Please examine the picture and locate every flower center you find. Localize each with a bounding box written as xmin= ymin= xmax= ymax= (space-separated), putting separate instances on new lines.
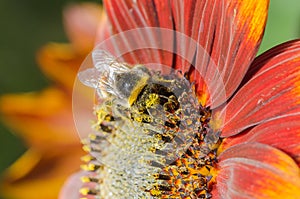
xmin=80 ymin=66 xmax=221 ymax=199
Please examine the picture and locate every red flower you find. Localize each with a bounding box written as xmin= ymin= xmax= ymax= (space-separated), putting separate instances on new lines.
xmin=61 ymin=0 xmax=300 ymax=198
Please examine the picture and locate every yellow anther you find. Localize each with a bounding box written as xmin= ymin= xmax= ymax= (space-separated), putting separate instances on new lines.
xmin=104 ymin=114 xmax=113 ymax=121
xmin=88 ymin=133 xmax=97 ymax=140
xmin=80 ymin=187 xmax=90 ymax=195
xmin=150 ymin=188 xmax=161 ymax=196
xmin=145 ymin=93 xmax=159 ymax=108
xmin=134 ymin=116 xmax=143 ymax=122
xmin=149 ymin=147 xmax=156 ymax=153
xmin=96 ymin=109 xmax=108 ymax=123
xmin=88 ymin=163 xmax=96 ymax=171
xmin=81 ymin=154 xmax=94 ymax=163
xmin=81 ymin=138 xmax=89 ymax=145
xmin=80 ymin=164 xmax=89 ymax=171
xmin=81 ymin=176 xmax=91 ymax=183
xmin=82 ymin=145 xmax=91 ymax=152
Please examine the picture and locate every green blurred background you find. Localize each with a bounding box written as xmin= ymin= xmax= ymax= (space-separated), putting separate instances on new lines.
xmin=0 ymin=0 xmax=299 ymax=175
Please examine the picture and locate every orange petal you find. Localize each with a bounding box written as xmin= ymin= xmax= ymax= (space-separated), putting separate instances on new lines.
xmin=216 ymin=40 xmax=300 ymax=136
xmin=1 ymin=149 xmax=41 ymax=182
xmin=37 ymin=43 xmax=85 ymax=92
xmin=214 ymin=143 xmax=300 ymax=198
xmin=0 ymin=87 xmax=79 ymax=150
xmin=63 ymin=3 xmax=106 ymax=54
xmin=223 ymin=114 xmax=300 ymax=166
xmin=0 ymin=146 xmax=83 ymax=199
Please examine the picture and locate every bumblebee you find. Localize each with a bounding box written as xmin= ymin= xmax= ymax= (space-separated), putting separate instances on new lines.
xmin=79 ymin=50 xmax=186 ymax=124
xmin=79 ymin=50 xmax=152 ymax=108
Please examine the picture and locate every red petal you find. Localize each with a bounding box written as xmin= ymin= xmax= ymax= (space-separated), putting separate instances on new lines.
xmin=217 ymin=40 xmax=300 ymax=136
xmin=103 ymin=0 xmax=174 ymax=66
xmin=104 ymin=0 xmax=269 ymax=106
xmin=243 ymin=39 xmax=300 ymax=84
xmin=171 ymin=0 xmax=269 ymax=107
xmin=223 ymin=114 xmax=300 ymax=166
xmin=214 ymin=143 xmax=300 ymax=198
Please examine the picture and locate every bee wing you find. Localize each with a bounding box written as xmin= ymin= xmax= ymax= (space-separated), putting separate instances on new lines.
xmin=79 ymin=50 xmax=131 ymax=99
xmin=92 ymin=50 xmax=129 ymax=73
xmin=78 ymin=68 xmax=102 ymax=88
xmin=78 ymin=68 xmax=109 ymax=98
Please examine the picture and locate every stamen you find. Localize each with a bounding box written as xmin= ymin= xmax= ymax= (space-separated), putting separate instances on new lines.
xmin=80 ymin=187 xmax=99 ymax=195
xmin=81 ymin=154 xmax=95 ymax=163
xmin=80 ymin=163 xmax=101 ymax=172
xmin=81 ymin=176 xmax=100 ymax=183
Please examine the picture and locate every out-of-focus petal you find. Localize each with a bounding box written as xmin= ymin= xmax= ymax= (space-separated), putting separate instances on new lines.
xmin=37 ymin=44 xmax=85 ymax=91
xmin=1 ymin=3 xmax=108 ymax=199
xmin=95 ymin=13 xmax=110 ymax=45
xmin=38 ymin=4 xmax=108 ymax=92
xmin=0 ymin=87 xmax=79 ymax=150
xmin=0 ymin=147 xmax=83 ymax=199
xmin=216 ymin=40 xmax=300 ymax=136
xmin=63 ymin=3 xmax=106 ymax=54
xmin=0 ymin=149 xmax=40 ymax=182
xmin=103 ymin=0 xmax=174 ymax=66
xmin=222 ymin=114 xmax=300 ymax=166
xmin=213 ymin=143 xmax=300 ymax=198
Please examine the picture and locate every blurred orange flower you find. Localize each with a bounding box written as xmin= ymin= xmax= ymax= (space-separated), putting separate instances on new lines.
xmin=0 ymin=3 xmax=107 ymax=199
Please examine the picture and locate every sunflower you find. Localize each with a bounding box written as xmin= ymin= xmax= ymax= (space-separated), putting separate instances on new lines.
xmin=0 ymin=3 xmax=107 ymax=199
xmin=60 ymin=0 xmax=300 ymax=198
